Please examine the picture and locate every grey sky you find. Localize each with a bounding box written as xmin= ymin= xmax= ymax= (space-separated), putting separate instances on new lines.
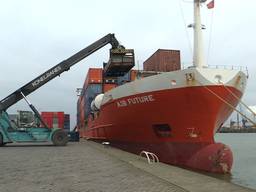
xmin=0 ymin=0 xmax=255 ymax=128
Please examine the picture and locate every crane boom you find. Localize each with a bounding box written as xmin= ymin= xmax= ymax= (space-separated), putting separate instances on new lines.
xmin=0 ymin=33 xmax=121 ymax=111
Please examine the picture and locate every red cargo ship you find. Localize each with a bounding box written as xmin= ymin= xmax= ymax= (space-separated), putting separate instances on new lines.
xmin=77 ymin=0 xmax=247 ymax=173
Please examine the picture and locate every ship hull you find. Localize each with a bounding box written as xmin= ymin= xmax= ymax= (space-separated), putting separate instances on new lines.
xmin=107 ymin=141 xmax=233 ymax=173
xmin=83 ymin=68 xmax=246 ymax=173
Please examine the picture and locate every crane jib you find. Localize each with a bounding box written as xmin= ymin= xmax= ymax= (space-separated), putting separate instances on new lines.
xmin=32 ymin=66 xmax=62 ymax=87
xmin=0 ymin=33 xmax=135 ymax=112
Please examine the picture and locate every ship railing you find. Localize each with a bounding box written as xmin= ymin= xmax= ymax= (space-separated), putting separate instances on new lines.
xmin=137 ymin=64 xmax=249 ymax=77
xmin=139 ymin=151 xmax=159 ymax=164
xmin=181 ymin=63 xmax=249 ymax=77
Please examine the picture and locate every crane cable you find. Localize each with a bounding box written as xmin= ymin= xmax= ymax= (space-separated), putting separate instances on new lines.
xmin=196 ymin=80 xmax=256 ymax=127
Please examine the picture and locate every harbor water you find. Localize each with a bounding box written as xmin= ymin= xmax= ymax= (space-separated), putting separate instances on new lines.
xmin=215 ymin=133 xmax=256 ymax=190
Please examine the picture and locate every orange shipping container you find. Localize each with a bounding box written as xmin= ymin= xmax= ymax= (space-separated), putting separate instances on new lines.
xmin=103 ymin=84 xmax=117 ymax=93
xmin=143 ymin=49 xmax=181 ymax=72
xmin=83 ymin=68 xmax=103 ymax=89
xmin=130 ymin=70 xmax=138 ymax=81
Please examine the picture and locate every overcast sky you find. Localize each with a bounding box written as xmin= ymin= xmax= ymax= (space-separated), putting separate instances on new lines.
xmin=0 ymin=0 xmax=255 ymax=128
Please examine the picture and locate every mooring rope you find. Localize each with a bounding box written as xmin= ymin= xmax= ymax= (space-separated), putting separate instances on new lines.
xmin=220 ymin=82 xmax=256 ymax=117
xmin=196 ymin=80 xmax=256 ymax=127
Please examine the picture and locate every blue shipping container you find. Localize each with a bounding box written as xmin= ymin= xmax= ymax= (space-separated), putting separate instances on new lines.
xmin=64 ymin=123 xmax=70 ymax=130
xmin=117 ymin=71 xmax=131 ymax=85
xmin=64 ymin=114 xmax=70 ymax=130
xmin=83 ymin=84 xmax=103 ymax=118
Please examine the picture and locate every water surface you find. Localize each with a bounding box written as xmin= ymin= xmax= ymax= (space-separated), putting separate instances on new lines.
xmin=215 ymin=133 xmax=256 ymax=190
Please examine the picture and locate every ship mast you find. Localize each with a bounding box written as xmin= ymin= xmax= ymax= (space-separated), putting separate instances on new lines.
xmin=193 ymin=0 xmax=206 ymax=68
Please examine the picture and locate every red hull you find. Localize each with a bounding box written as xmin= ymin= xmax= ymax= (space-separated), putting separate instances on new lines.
xmin=107 ymin=141 xmax=233 ymax=173
xmin=84 ymin=85 xmax=241 ymax=173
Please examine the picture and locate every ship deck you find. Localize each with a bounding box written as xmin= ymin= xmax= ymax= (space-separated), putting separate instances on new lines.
xmin=0 ymin=140 xmax=254 ymax=192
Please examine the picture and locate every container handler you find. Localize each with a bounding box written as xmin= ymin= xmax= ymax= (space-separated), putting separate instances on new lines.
xmin=0 ymin=34 xmax=134 ymax=146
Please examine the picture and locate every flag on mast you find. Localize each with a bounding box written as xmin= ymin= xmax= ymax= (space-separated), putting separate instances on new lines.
xmin=207 ymin=0 xmax=214 ymax=9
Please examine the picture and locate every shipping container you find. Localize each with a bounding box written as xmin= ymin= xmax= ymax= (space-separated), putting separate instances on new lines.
xmin=130 ymin=70 xmax=138 ymax=81
xmin=77 ymin=97 xmax=81 ymax=116
xmin=143 ymin=49 xmax=181 ymax=72
xmin=80 ymin=109 xmax=85 ymax=127
xmin=64 ymin=114 xmax=70 ymax=120
xmin=104 ymin=49 xmax=135 ymax=77
xmin=103 ymin=83 xmax=117 ymax=93
xmin=77 ymin=95 xmax=85 ymax=129
xmin=78 ymin=97 xmax=83 ymax=128
xmin=76 ymin=98 xmax=80 ymax=128
xmin=41 ymin=112 xmax=53 ymax=128
xmin=54 ymin=112 xmax=64 ymax=128
xmin=117 ymin=71 xmax=131 ymax=85
xmin=64 ymin=114 xmax=70 ymax=131
xmin=83 ymin=68 xmax=103 ymax=89
xmin=76 ymin=113 xmax=80 ymax=128
xmin=84 ymin=84 xmax=102 ymax=100
xmin=84 ymin=84 xmax=103 ymax=118
xmin=41 ymin=112 xmax=65 ymax=129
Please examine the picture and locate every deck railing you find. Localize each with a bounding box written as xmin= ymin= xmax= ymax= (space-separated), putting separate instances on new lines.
xmin=181 ymin=64 xmax=249 ymax=77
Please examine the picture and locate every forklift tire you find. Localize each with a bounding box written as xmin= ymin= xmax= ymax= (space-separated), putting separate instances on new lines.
xmin=52 ymin=130 xmax=68 ymax=146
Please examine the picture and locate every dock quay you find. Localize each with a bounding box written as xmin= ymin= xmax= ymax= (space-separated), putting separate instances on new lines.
xmin=0 ymin=140 xmax=254 ymax=192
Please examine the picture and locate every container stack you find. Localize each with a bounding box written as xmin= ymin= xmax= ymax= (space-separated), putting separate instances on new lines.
xmin=41 ymin=112 xmax=70 ymax=129
xmin=143 ymin=49 xmax=181 ymax=72
xmin=77 ymin=94 xmax=85 ymax=137
xmin=77 ymin=68 xmax=103 ymax=136
xmin=76 ymin=68 xmax=158 ymax=135
xmin=76 ymin=98 xmax=80 ymax=131
xmin=83 ymin=68 xmax=103 ymax=118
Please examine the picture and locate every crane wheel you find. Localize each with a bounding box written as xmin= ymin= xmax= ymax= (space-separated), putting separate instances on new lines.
xmin=52 ymin=130 xmax=68 ymax=146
